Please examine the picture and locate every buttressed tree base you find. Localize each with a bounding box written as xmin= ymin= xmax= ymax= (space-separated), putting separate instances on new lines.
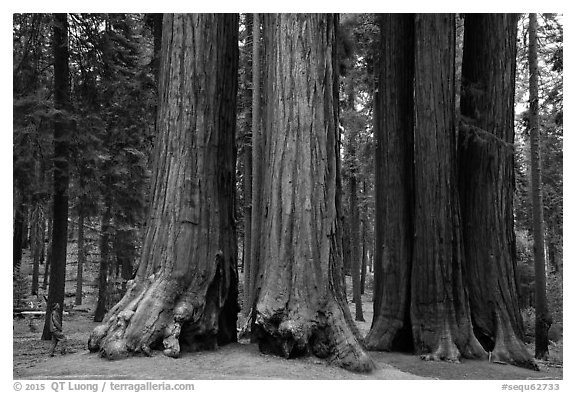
xmin=89 ymin=14 xmax=239 ymax=359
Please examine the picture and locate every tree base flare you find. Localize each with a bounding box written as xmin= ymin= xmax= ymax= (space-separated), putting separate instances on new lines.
xmin=253 ymin=300 xmax=374 ymax=373
xmin=88 ymin=259 xmax=237 ymax=360
xmin=414 ymin=316 xmax=487 ymax=364
xmin=489 ymin=312 xmax=539 ymax=370
xmin=365 ymin=315 xmax=413 ymax=352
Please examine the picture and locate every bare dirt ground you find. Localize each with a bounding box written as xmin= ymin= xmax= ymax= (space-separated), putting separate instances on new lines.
xmin=13 ymin=299 xmax=562 ymax=380
xmin=13 ymin=245 xmax=562 ymax=380
xmin=14 ymin=312 xmax=422 ymax=380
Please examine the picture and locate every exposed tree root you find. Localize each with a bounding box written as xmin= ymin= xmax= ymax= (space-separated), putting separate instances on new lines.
xmin=365 ymin=315 xmax=412 ymax=351
xmin=254 ymin=299 xmax=374 ymax=373
xmin=414 ymin=314 xmax=487 ymax=364
xmin=490 ymin=312 xmax=539 ymax=370
xmin=419 ymin=320 xmax=462 ymax=363
xmin=88 ymin=258 xmax=237 ymax=360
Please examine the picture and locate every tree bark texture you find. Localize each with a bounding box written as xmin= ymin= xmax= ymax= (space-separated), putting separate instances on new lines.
xmin=94 ymin=197 xmax=112 ymax=323
xmin=42 ymin=13 xmax=70 ymax=340
xmin=43 ymin=214 xmax=52 ymax=290
xmin=75 ymin=209 xmax=85 ymax=305
xmin=23 ymin=206 xmax=31 ymax=249
xmin=252 ymin=14 xmax=373 ymax=372
xmin=459 ymin=14 xmax=536 ymax=369
xmin=360 ymin=195 xmax=368 ymax=296
xmin=31 ymin=203 xmax=45 ymax=295
xmin=360 ymin=180 xmax=370 ymax=295
xmin=345 ymin=86 xmax=363 ymax=322
xmin=242 ymin=12 xmax=254 ymax=317
xmin=528 ymin=13 xmax=551 ymax=360
xmin=114 ymin=229 xmax=136 ymax=294
xmin=89 ymin=14 xmax=239 ymax=359
xmin=13 ymin=195 xmax=25 ymax=272
xmin=366 ymin=14 xmax=415 ymax=352
xmin=151 ymin=13 xmax=163 ymax=86
xmin=248 ymin=12 xmax=262 ymax=317
xmin=411 ymin=14 xmax=486 ymax=361
xmin=350 ymin=172 xmax=364 ymax=321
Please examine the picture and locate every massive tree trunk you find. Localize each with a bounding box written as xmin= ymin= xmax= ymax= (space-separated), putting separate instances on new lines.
xmin=89 ymin=14 xmax=239 ymax=360
xmin=459 ymin=14 xmax=536 ymax=369
xmin=242 ymin=12 xmax=254 ymax=317
xmin=411 ymin=14 xmax=486 ymax=361
xmin=248 ymin=13 xmax=262 ymax=317
xmin=366 ymin=14 xmax=415 ymax=352
xmin=528 ymin=13 xmax=551 ymax=360
xmin=251 ymin=14 xmax=373 ymax=372
xmin=42 ymin=13 xmax=70 ymax=340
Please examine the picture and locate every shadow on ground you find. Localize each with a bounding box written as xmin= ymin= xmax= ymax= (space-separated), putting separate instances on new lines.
xmin=14 ymin=312 xmax=561 ymax=380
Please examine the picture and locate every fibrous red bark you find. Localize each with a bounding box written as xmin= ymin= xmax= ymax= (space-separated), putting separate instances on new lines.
xmin=89 ymin=14 xmax=239 ymax=359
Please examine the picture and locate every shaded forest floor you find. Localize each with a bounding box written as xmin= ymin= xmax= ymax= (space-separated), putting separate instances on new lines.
xmin=13 ymin=241 xmax=563 ymax=380
xmin=13 ymin=299 xmax=563 ymax=380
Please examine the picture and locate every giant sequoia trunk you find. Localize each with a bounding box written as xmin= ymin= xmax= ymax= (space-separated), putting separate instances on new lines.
xmin=366 ymin=14 xmax=415 ymax=352
xmin=241 ymin=12 xmax=254 ymax=317
xmin=89 ymin=14 xmax=239 ymax=359
xmin=410 ymin=14 xmax=486 ymax=361
xmin=42 ymin=13 xmax=70 ymax=340
xmin=459 ymin=14 xmax=536 ymax=369
xmin=248 ymin=13 xmax=262 ymax=317
xmin=251 ymin=14 xmax=373 ymax=372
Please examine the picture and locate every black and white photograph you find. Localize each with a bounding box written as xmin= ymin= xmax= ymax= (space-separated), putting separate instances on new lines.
xmin=10 ymin=5 xmax=566 ymax=386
